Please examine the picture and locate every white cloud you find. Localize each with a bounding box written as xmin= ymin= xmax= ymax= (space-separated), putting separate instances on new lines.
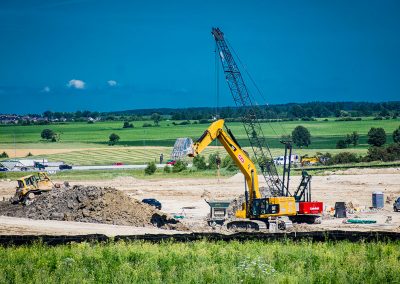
xmin=107 ymin=80 xmax=117 ymax=87
xmin=67 ymin=79 xmax=85 ymax=89
xmin=42 ymin=86 xmax=51 ymax=93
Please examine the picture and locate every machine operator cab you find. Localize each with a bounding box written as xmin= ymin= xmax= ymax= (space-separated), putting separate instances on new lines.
xmin=249 ymin=196 xmax=297 ymax=218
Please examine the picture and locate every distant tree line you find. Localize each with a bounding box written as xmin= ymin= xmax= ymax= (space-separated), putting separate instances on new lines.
xmin=4 ymin=101 xmax=399 ymax=125
xmin=108 ymin=101 xmax=400 ymax=120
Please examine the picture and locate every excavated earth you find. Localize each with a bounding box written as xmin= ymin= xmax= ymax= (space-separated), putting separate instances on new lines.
xmin=0 ymin=185 xmax=187 ymax=231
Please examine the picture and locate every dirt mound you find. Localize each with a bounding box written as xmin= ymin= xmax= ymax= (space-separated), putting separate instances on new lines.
xmin=0 ymin=185 xmax=187 ymax=231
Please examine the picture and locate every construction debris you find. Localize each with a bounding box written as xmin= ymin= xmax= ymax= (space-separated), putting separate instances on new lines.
xmin=0 ymin=185 xmax=187 ymax=230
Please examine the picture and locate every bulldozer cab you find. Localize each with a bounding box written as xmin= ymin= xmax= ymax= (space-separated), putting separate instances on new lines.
xmin=15 ymin=172 xmax=53 ymax=198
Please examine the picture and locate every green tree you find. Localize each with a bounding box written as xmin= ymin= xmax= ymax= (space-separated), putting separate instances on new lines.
xmin=163 ymin=165 xmax=171 ymax=173
xmin=108 ymin=133 xmax=120 ymax=146
xmin=222 ymin=155 xmax=238 ymax=171
xmin=41 ymin=129 xmax=55 ymax=141
xmin=291 ymin=126 xmax=311 ymax=147
xmin=331 ymin=152 xmax=360 ymax=164
xmin=151 ymin=113 xmax=161 ymax=126
xmin=144 ymin=162 xmax=157 ymax=175
xmin=367 ymin=127 xmax=386 ymax=147
xmin=350 ymin=131 xmax=359 ymax=146
xmin=336 ymin=139 xmax=348 ymax=149
xmin=123 ymin=121 xmax=133 ymax=128
xmin=172 ymin=160 xmax=187 ymax=172
xmin=0 ymin=151 xmax=8 ymax=158
xmin=193 ymin=155 xmax=207 ymax=170
xmin=393 ymin=126 xmax=400 ymax=143
xmin=208 ymin=153 xmax=220 ymax=169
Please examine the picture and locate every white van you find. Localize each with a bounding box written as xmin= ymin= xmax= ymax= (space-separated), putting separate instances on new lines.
xmin=273 ymin=154 xmax=299 ymax=165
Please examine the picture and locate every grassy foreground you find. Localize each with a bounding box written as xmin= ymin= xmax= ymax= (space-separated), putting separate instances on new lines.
xmin=0 ymin=240 xmax=399 ymax=283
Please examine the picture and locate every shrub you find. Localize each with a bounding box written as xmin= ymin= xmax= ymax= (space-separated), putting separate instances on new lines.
xmin=208 ymin=153 xmax=221 ymax=170
xmin=144 ymin=162 xmax=157 ymax=175
xmin=386 ymin=143 xmax=400 ymax=160
xmin=26 ymin=152 xmax=33 ymax=157
xmin=87 ymin=120 xmax=94 ymax=124
xmin=199 ymin=119 xmax=210 ymax=124
xmin=0 ymin=151 xmax=8 ymax=158
xmin=173 ymin=121 xmax=191 ymax=126
xmin=222 ymin=155 xmax=238 ymax=171
xmin=393 ymin=126 xmax=400 ymax=143
xmin=330 ymin=152 xmax=359 ymax=164
xmin=172 ymin=160 xmax=187 ymax=172
xmin=193 ymin=155 xmax=207 ymax=170
xmin=123 ymin=121 xmax=134 ymax=128
xmin=142 ymin=123 xmax=153 ymax=127
xmin=365 ymin=143 xmax=400 ymax=162
xmin=163 ymin=165 xmax=171 ymax=173
xmin=336 ymin=139 xmax=348 ymax=149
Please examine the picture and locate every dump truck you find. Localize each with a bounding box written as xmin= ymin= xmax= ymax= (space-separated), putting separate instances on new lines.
xmin=11 ymin=172 xmax=59 ymax=204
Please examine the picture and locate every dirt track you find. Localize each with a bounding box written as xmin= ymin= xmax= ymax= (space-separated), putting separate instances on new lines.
xmin=0 ymin=168 xmax=399 ymax=235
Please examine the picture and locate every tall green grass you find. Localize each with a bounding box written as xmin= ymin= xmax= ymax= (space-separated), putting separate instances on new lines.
xmin=0 ymin=240 xmax=399 ymax=283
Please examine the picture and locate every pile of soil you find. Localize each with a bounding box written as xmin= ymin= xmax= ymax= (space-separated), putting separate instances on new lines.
xmin=0 ymin=185 xmax=187 ymax=231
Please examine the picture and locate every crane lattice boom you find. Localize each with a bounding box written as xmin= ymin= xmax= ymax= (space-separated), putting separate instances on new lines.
xmin=211 ymin=27 xmax=283 ymax=194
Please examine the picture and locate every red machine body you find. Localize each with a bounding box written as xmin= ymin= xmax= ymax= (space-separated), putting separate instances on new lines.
xmin=298 ymin=201 xmax=323 ymax=214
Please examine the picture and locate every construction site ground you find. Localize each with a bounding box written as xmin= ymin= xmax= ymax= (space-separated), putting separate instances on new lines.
xmin=0 ymin=167 xmax=399 ymax=236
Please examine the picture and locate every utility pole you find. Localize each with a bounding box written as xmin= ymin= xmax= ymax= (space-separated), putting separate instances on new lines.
xmin=14 ymin=132 xmax=16 ymax=158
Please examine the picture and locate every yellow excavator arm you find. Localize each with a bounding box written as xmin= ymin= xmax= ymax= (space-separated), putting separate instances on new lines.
xmin=189 ymin=119 xmax=261 ymax=200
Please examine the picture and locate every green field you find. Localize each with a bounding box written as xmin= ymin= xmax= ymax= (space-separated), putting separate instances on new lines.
xmin=0 ymin=240 xmax=399 ymax=283
xmin=1 ymin=118 xmax=399 ymax=148
xmin=0 ymin=118 xmax=398 ymax=165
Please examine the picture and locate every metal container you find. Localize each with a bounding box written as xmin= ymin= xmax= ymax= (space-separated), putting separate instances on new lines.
xmin=372 ymin=191 xmax=384 ymax=208
xmin=334 ymin=202 xmax=346 ymax=218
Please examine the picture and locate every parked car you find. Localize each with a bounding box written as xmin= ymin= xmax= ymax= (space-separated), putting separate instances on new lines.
xmin=59 ymin=164 xmax=72 ymax=170
xmin=166 ymin=160 xmax=176 ymax=166
xmin=0 ymin=167 xmax=8 ymax=172
xmin=34 ymin=162 xmax=46 ymax=170
xmin=394 ymin=197 xmax=400 ymax=212
xmin=142 ymin=198 xmax=162 ymax=210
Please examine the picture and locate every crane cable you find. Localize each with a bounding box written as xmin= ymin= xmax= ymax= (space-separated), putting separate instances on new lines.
xmin=225 ymin=39 xmax=288 ymax=137
xmin=214 ymin=42 xmax=220 ymax=120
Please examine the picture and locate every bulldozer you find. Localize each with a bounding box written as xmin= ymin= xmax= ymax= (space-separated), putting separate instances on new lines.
xmin=11 ymin=172 xmax=59 ymax=204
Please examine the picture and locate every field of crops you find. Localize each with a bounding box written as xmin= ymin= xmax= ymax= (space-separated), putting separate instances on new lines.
xmin=0 ymin=240 xmax=399 ymax=283
xmin=1 ymin=118 xmax=398 ymax=165
xmin=1 ymin=118 xmax=399 ymax=149
xmin=22 ymin=146 xmax=370 ymax=166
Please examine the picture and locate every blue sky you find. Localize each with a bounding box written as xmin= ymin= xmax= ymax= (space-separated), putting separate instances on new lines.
xmin=1 ymin=0 xmax=399 ymax=114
